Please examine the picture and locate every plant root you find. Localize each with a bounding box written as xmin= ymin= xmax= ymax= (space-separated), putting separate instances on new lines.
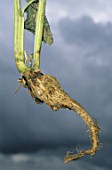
xmin=19 ymin=69 xmax=100 ymax=163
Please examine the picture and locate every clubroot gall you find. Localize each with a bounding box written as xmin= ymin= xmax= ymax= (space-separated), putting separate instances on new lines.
xmin=19 ymin=70 xmax=100 ymax=163
xmin=14 ymin=0 xmax=100 ymax=163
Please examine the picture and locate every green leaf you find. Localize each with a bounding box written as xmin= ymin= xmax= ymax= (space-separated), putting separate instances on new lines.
xmin=24 ymin=0 xmax=53 ymax=45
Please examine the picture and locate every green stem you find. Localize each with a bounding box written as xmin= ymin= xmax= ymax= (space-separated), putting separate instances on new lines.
xmin=33 ymin=0 xmax=46 ymax=70
xmin=14 ymin=0 xmax=29 ymax=73
xmin=22 ymin=0 xmax=36 ymax=15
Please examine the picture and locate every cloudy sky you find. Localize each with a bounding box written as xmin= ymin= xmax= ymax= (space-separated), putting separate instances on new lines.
xmin=0 ymin=0 xmax=112 ymax=169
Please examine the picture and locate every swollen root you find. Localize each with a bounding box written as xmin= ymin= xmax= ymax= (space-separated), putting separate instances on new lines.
xmin=19 ymin=70 xmax=100 ymax=163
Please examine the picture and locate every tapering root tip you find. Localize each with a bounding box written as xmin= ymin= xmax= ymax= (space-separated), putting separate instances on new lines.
xmin=63 ymin=119 xmax=100 ymax=163
xmin=64 ymin=150 xmax=86 ymax=163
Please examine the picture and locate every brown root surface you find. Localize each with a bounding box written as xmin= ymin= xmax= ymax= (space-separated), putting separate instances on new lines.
xmin=19 ymin=70 xmax=100 ymax=163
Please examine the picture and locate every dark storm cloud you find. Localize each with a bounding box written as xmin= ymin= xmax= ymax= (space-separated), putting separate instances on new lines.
xmin=57 ymin=15 xmax=112 ymax=112
xmin=58 ymin=15 xmax=112 ymax=46
xmin=0 ymin=152 xmax=107 ymax=170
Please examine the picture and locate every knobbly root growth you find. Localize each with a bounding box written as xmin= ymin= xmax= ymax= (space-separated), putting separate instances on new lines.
xmin=19 ymin=70 xmax=100 ymax=163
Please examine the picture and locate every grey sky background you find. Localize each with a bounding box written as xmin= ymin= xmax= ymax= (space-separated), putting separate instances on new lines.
xmin=0 ymin=0 xmax=112 ymax=169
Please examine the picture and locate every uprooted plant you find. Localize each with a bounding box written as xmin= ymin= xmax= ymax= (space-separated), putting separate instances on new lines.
xmin=14 ymin=0 xmax=100 ymax=163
